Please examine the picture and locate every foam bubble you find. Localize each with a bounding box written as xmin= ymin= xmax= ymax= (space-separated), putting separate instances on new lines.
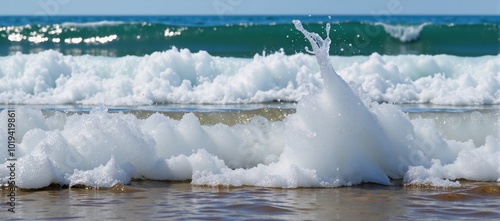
xmin=66 ymin=157 xmax=132 ymax=188
xmin=404 ymin=136 xmax=500 ymax=187
xmin=16 ymin=154 xmax=60 ymax=189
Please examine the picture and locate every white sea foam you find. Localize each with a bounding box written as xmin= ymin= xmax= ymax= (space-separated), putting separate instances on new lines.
xmin=0 ymin=49 xmax=498 ymax=105
xmin=1 ymin=104 xmax=498 ymax=189
xmin=1 ymin=22 xmax=499 ymax=189
xmin=0 ymin=107 xmax=285 ymax=189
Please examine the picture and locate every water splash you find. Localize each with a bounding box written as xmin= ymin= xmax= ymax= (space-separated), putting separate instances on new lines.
xmin=292 ymin=20 xmax=334 ymax=87
xmin=196 ymin=20 xmax=410 ymax=187
xmin=283 ymin=20 xmax=398 ymax=185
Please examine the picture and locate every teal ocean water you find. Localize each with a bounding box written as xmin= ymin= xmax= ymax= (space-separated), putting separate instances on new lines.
xmin=1 ymin=15 xmax=499 ymax=57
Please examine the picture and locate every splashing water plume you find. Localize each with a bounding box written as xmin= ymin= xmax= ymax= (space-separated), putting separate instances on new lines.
xmin=193 ymin=20 xmax=500 ymax=188
xmin=193 ymin=20 xmax=413 ymax=187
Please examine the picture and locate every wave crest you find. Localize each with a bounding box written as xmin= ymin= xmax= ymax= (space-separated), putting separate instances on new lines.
xmin=375 ymin=22 xmax=429 ymax=42
xmin=0 ymin=49 xmax=499 ymax=105
xmin=61 ymin=21 xmax=126 ymax=27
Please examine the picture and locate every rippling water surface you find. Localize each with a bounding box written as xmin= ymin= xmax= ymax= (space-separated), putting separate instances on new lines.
xmin=3 ymin=181 xmax=499 ymax=220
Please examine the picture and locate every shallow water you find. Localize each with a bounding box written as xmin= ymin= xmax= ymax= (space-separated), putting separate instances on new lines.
xmin=3 ymin=181 xmax=499 ymax=220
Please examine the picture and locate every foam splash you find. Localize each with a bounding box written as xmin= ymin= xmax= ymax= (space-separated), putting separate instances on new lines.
xmin=192 ymin=21 xmax=498 ymax=187
xmin=195 ymin=20 xmax=398 ymax=187
xmin=190 ymin=20 xmax=500 ymax=187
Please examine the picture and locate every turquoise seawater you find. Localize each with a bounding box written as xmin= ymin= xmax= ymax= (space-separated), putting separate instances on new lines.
xmin=1 ymin=15 xmax=499 ymax=57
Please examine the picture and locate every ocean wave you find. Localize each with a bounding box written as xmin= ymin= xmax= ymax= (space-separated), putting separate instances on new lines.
xmin=1 ymin=104 xmax=499 ymax=189
xmin=0 ymin=49 xmax=499 ymax=105
xmin=1 ymin=22 xmax=499 ymax=189
xmin=61 ymin=21 xmax=126 ymax=27
xmin=375 ymin=22 xmax=429 ymax=42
